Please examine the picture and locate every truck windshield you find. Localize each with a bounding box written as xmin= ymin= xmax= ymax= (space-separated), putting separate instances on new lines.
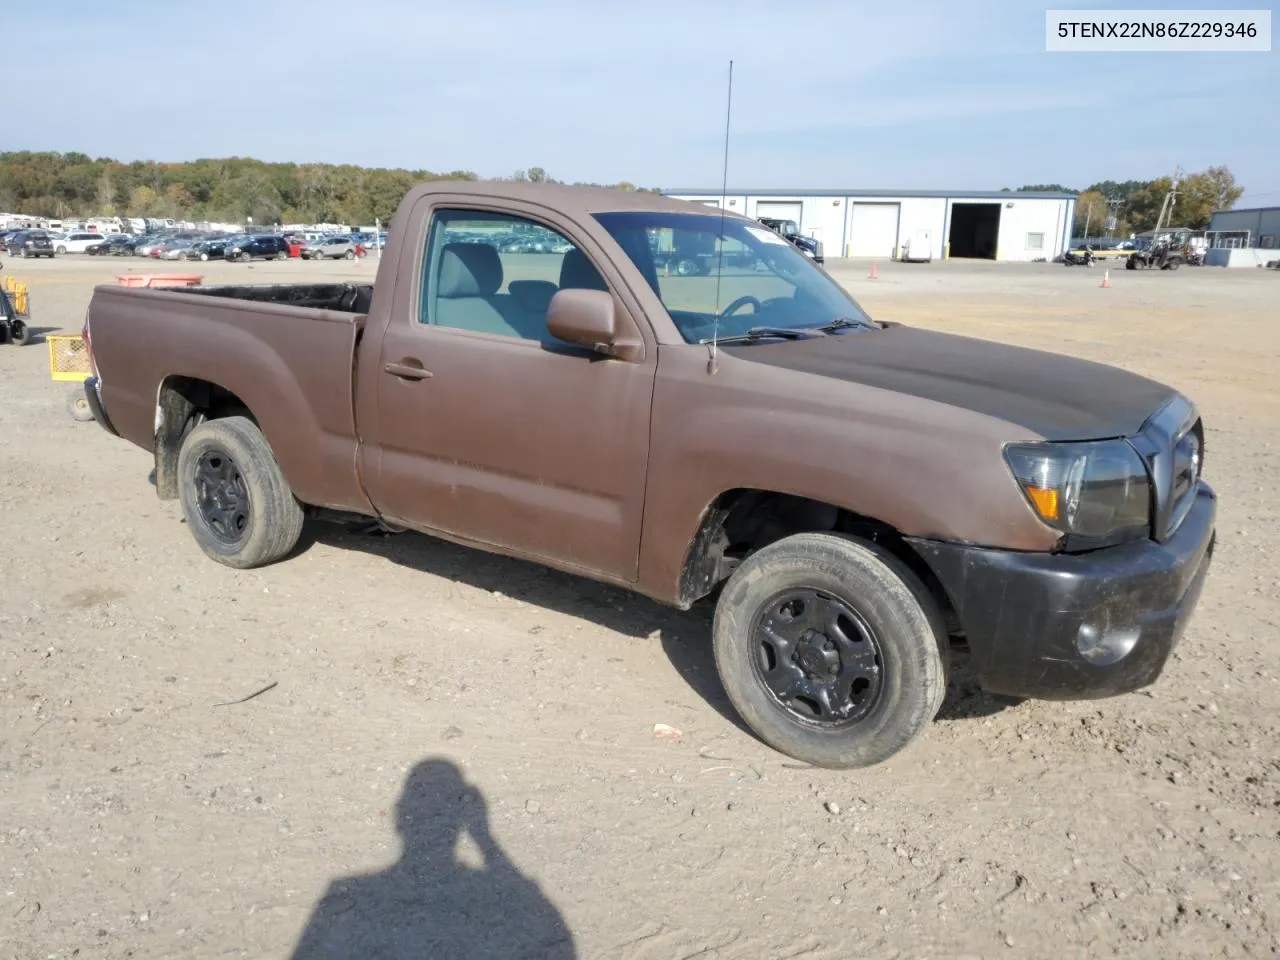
xmin=593 ymin=211 xmax=872 ymax=344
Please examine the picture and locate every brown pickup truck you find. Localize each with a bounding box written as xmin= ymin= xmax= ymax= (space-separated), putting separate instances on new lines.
xmin=81 ymin=182 xmax=1216 ymax=768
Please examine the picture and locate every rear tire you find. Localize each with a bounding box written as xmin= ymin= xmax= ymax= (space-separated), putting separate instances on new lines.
xmin=9 ymin=319 xmax=30 ymax=346
xmin=712 ymin=532 xmax=948 ymax=769
xmin=344 ymin=249 xmax=355 ymax=260
xmin=177 ymin=416 xmax=304 ymax=569
xmin=277 ymin=250 xmax=288 ymax=261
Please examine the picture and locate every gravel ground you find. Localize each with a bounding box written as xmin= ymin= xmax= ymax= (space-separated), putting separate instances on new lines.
xmin=2 ymin=253 xmax=1277 ymax=959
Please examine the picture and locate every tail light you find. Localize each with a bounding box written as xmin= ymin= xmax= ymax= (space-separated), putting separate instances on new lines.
xmin=82 ymin=315 xmax=98 ymax=378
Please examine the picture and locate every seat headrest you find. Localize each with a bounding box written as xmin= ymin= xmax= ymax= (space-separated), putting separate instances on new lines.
xmin=438 ymin=242 xmax=502 ymax=298
xmin=558 ymin=248 xmax=608 ymax=292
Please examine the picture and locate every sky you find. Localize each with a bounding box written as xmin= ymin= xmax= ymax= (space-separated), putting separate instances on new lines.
xmin=8 ymin=1 xmax=1278 ymax=205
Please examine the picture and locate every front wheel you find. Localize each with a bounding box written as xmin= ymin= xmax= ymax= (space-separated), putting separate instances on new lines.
xmin=240 ymin=252 xmax=252 ymax=263
xmin=344 ymin=249 xmax=355 ymax=260
xmin=177 ymin=416 xmax=304 ymax=569
xmin=9 ymin=319 xmax=30 ymax=346
xmin=712 ymin=532 xmax=948 ymax=768
xmin=56 ymin=245 xmax=67 ymax=254
xmin=277 ymin=250 xmax=288 ymax=261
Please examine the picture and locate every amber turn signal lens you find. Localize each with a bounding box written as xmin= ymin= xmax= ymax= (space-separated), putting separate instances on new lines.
xmin=1024 ymin=485 xmax=1060 ymax=521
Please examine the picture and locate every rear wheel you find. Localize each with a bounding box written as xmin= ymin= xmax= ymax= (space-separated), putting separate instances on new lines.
xmin=712 ymin=532 xmax=948 ymax=768
xmin=276 ymin=249 xmax=288 ymax=261
xmin=9 ymin=319 xmax=30 ymax=346
xmin=344 ymin=249 xmax=355 ymax=260
xmin=177 ymin=416 xmax=304 ymax=569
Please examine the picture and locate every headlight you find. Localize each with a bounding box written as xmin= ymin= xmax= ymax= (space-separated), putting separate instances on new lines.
xmin=1004 ymin=439 xmax=1151 ymax=545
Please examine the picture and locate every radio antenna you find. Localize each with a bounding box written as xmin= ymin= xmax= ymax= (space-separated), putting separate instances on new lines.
xmin=708 ymin=58 xmax=733 ymax=375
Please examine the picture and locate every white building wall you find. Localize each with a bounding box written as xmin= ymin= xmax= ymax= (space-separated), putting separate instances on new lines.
xmin=744 ymin=195 xmax=847 ymax=251
xmin=992 ymin=197 xmax=1070 ymax=262
xmin=668 ymin=194 xmax=749 ymax=214
xmin=665 ymin=193 xmax=1073 ymax=262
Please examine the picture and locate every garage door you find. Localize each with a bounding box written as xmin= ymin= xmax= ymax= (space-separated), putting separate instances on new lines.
xmin=848 ymin=203 xmax=900 ymax=257
xmin=755 ymin=201 xmax=804 ymax=228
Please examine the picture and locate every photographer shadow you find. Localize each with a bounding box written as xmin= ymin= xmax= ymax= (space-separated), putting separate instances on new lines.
xmin=291 ymin=758 xmax=575 ymax=960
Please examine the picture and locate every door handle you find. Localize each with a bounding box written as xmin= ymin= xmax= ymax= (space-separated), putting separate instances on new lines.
xmin=384 ymin=361 xmax=433 ymax=380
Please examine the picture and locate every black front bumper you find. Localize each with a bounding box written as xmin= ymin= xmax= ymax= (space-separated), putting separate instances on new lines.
xmin=908 ymin=482 xmax=1216 ymax=700
xmin=83 ymin=376 xmax=118 ymax=437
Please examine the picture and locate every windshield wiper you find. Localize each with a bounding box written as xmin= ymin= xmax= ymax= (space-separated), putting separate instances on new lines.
xmin=812 ymin=317 xmax=873 ymax=333
xmin=699 ymin=326 xmax=823 ymax=345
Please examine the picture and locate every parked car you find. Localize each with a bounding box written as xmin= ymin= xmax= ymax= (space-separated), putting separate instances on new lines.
xmin=159 ymin=239 xmax=196 ymax=261
xmin=225 ymin=235 xmax=291 ymax=262
xmin=80 ymin=182 xmax=1216 ymax=770
xmin=87 ymin=235 xmax=139 ymax=256
xmin=133 ymin=237 xmax=171 ymax=257
xmin=4 ymin=230 xmax=56 ymax=258
xmin=757 ymin=217 xmax=824 ymax=264
xmin=53 ymin=232 xmax=107 ymax=254
xmin=302 ymin=236 xmax=357 ymax=260
xmin=186 ymin=237 xmax=233 ymax=261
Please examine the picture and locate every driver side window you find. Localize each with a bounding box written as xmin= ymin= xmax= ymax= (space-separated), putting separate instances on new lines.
xmin=419 ymin=208 xmax=608 ymax=342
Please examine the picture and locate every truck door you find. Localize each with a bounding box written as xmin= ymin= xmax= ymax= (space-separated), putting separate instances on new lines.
xmin=359 ymin=202 xmax=658 ymax=582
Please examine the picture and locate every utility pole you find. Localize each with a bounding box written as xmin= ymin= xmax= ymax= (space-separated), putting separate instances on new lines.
xmin=1106 ymin=196 xmax=1124 ymax=238
xmin=1156 ymin=165 xmax=1183 ymax=235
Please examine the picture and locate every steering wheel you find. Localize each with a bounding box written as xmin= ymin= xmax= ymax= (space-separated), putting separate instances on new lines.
xmin=719 ymin=294 xmax=761 ymax=319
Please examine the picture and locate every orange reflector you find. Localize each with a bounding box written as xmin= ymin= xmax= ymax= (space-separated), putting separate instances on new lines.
xmin=1025 ymin=486 xmax=1060 ymax=520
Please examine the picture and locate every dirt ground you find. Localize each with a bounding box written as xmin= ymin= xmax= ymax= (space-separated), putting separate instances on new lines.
xmin=2 ymin=252 xmax=1277 ymax=959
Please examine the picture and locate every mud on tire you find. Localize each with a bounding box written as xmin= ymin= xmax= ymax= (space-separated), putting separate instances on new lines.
xmin=712 ymin=532 xmax=949 ymax=769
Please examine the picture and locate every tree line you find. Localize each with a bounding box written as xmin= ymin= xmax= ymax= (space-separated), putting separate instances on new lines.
xmin=1009 ymin=165 xmax=1245 ymax=236
xmin=0 ymin=152 xmax=655 ymax=226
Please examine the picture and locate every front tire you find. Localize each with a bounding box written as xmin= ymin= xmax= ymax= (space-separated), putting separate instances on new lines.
xmin=712 ymin=532 xmax=948 ymax=768
xmin=177 ymin=416 xmax=304 ymax=569
xmin=9 ymin=319 xmax=30 ymax=346
xmin=344 ymin=249 xmax=355 ymax=260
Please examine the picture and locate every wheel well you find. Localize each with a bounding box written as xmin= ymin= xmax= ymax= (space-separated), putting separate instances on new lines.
xmin=154 ymin=376 xmax=257 ymax=499
xmin=678 ymin=489 xmax=959 ymax=630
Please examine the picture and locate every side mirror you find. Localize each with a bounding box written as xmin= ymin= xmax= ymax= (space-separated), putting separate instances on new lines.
xmin=547 ymin=289 xmax=641 ymax=361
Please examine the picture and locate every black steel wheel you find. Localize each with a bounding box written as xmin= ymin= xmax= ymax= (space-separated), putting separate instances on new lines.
xmin=752 ymin=589 xmax=884 ymax=726
xmin=177 ymin=416 xmax=304 ymax=568
xmin=193 ymin=448 xmax=251 ymax=544
xmin=713 ymin=532 xmax=948 ymax=768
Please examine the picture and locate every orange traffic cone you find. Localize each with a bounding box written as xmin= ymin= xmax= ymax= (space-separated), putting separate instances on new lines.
xmin=1100 ymin=269 xmax=1111 ymax=288
xmin=868 ymin=260 xmax=878 ymax=280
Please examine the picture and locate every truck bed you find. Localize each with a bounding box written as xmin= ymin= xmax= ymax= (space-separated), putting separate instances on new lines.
xmin=86 ymin=281 xmax=372 ymax=514
xmin=176 ymin=282 xmax=375 ymax=314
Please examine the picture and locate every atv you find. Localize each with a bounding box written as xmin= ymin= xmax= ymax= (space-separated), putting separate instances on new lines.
xmin=1125 ymin=236 xmax=1184 ymax=271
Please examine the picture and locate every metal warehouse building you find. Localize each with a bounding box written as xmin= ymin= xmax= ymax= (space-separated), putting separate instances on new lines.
xmin=661 ymin=188 xmax=1076 ymax=262
xmin=1206 ymin=206 xmax=1280 ymax=250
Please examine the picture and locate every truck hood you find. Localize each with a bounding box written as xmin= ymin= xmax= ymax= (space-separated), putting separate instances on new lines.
xmin=729 ymin=323 xmax=1177 ymax=441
